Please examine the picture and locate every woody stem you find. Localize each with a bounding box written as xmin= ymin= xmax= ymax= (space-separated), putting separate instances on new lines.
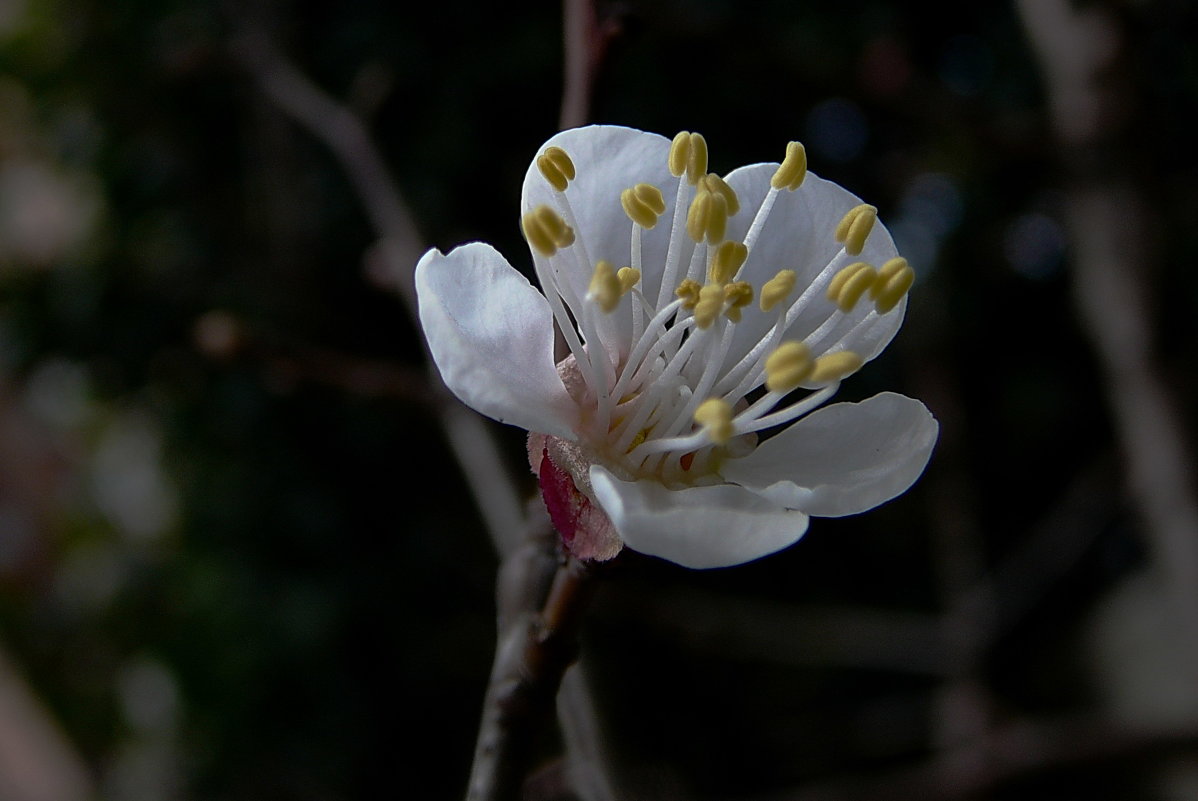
xmin=465 ymin=554 xmax=597 ymax=801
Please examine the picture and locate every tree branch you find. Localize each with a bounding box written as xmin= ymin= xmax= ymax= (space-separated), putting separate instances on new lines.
xmin=1016 ymin=0 xmax=1198 ymax=635
xmin=0 ymin=647 xmax=94 ymax=801
xmin=229 ymin=24 xmax=527 ymax=551
xmin=467 ymin=545 xmax=598 ymax=801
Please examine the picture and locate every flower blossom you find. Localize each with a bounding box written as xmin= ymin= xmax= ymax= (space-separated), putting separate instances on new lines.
xmin=415 ymin=125 xmax=937 ymax=569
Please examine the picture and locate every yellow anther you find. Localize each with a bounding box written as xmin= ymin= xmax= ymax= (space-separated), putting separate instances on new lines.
xmin=537 ymin=146 xmax=576 ymax=192
xmin=636 ymin=183 xmax=666 ymax=213
xmin=535 ymin=205 xmax=573 ymax=242
xmin=669 ymin=131 xmax=690 ymax=177
xmin=686 ymin=189 xmax=728 ymax=244
xmin=825 ymin=261 xmax=869 ymax=300
xmin=675 ymin=278 xmax=701 ymax=309
xmin=826 ymin=261 xmax=878 ymax=312
xmin=537 ymin=156 xmax=569 ymax=192
xmin=693 ymin=398 xmax=734 ymax=445
xmin=708 ymin=240 xmax=748 ymax=285
xmin=668 ymin=131 xmax=708 ymax=184
xmin=699 ymin=172 xmax=737 ymax=215
xmin=687 ymin=133 xmax=708 ymax=184
xmin=810 ymin=350 xmax=864 ymax=384
xmin=617 ymin=266 xmax=641 ymax=294
xmin=770 ymin=141 xmax=808 ymax=191
xmin=722 ymin=281 xmax=754 ymax=322
xmin=873 ymin=256 xmax=909 ymax=289
xmin=764 ymin=341 xmax=813 ymax=393
xmin=760 ymin=269 xmax=797 ymax=312
xmin=545 ymin=147 xmax=575 ymax=178
xmin=834 ymin=204 xmax=878 ymax=256
xmin=692 ymin=283 xmax=725 ymax=329
xmin=521 ymin=205 xmax=575 ymax=257
xmin=700 ymin=173 xmax=740 ymax=216
xmin=872 ymin=257 xmax=915 ymax=314
xmin=588 ymin=260 xmax=622 ymax=313
xmin=621 ymin=183 xmax=667 ymax=228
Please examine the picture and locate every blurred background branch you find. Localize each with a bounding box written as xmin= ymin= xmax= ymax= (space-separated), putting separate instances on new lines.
xmin=0 ymin=646 xmax=93 ymax=801
xmin=1017 ymin=0 xmax=1198 ymax=649
xmin=229 ymin=16 xmax=527 ymax=550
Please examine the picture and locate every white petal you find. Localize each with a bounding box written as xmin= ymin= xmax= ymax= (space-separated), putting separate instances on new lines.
xmin=523 ymin=125 xmax=681 ymax=356
xmin=721 ymin=392 xmax=937 ymax=518
xmin=589 ymin=465 xmax=810 ymax=569
xmin=415 ymin=242 xmax=579 ymax=438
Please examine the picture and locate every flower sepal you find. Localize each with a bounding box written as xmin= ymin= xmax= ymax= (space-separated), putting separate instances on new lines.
xmin=528 ymin=432 xmax=623 ymax=562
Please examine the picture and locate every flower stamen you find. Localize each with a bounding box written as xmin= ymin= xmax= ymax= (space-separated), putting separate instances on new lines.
xmin=621 ymin=183 xmax=667 ymax=229
xmin=588 ymin=260 xmax=622 ymax=313
xmin=537 ymin=146 xmax=576 ymax=192
xmin=834 ymin=204 xmax=877 ymax=256
xmin=692 ymin=283 xmax=725 ymax=329
xmin=722 ymin=281 xmax=753 ymax=322
xmin=733 ymin=383 xmax=840 ymax=437
xmin=687 ymin=189 xmax=728 ymax=244
xmin=708 ymin=240 xmax=748 ymax=285
xmin=521 ymin=205 xmax=575 ymax=257
xmin=744 ymin=141 xmax=806 ymax=252
xmin=764 ymin=341 xmax=813 ymax=393
xmin=617 ymin=266 xmax=641 ymax=294
xmin=676 ymin=278 xmax=701 ymax=309
xmin=809 ymin=350 xmax=864 ymax=384
xmin=760 ymin=269 xmax=797 ymax=312
xmin=693 ymin=398 xmax=734 ymax=445
xmin=700 ymin=174 xmax=740 ymax=216
xmin=872 ymin=257 xmax=915 ymax=314
xmin=826 ymin=261 xmax=878 ymax=312
xmin=669 ymin=131 xmax=709 ymax=185
xmin=770 ymin=142 xmax=808 ymax=191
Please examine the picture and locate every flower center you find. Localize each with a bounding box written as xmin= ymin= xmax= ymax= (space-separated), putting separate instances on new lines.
xmin=520 ymin=132 xmax=914 ymax=488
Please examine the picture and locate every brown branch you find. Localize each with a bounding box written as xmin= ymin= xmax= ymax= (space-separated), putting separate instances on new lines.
xmin=229 ymin=24 xmax=527 ymax=551
xmin=0 ymin=647 xmax=94 ymax=801
xmin=948 ymin=455 xmax=1119 ymax=653
xmin=559 ymin=0 xmax=621 ymax=130
xmin=467 ymin=542 xmax=598 ymax=801
xmin=1016 ymin=0 xmax=1198 ymax=634
xmin=193 ymin=309 xmax=438 ymax=404
xmin=556 ymin=663 xmax=618 ymax=801
xmin=230 ymin=29 xmax=421 ymax=300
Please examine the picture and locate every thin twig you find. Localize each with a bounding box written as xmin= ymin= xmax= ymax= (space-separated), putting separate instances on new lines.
xmin=0 ymin=647 xmax=94 ymax=801
xmin=559 ymin=0 xmax=621 ymax=130
xmin=948 ymin=456 xmax=1119 ymax=649
xmin=1016 ymin=0 xmax=1198 ymax=636
xmin=229 ymin=25 xmax=526 ymax=550
xmin=560 ymin=0 xmax=597 ymax=130
xmin=557 ymin=663 xmax=618 ymax=801
xmin=467 ymin=553 xmax=598 ymax=801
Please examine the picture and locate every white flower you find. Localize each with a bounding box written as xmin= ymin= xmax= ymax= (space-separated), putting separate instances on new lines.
xmin=415 ymin=125 xmax=937 ymax=569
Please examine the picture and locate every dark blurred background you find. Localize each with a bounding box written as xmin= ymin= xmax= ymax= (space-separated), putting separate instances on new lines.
xmin=2 ymin=0 xmax=1197 ymax=799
